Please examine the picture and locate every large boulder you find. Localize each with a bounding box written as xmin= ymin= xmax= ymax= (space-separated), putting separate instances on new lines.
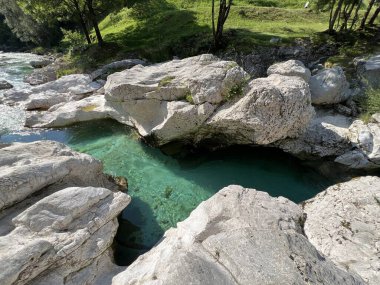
xmin=112 ymin=185 xmax=364 ymax=285
xmin=25 ymin=95 xmax=112 ymax=127
xmin=309 ymin=67 xmax=351 ymax=105
xmin=0 ymin=141 xmax=131 ymax=285
xmin=0 ymin=140 xmax=117 ymax=211
xmin=105 ymin=54 xmax=249 ymax=105
xmin=0 ymin=80 xmax=13 ymax=90
xmin=204 ymin=74 xmax=314 ymax=145
xmin=30 ymin=58 xmax=54 ymax=68
xmin=91 ymin=59 xmax=147 ymax=80
xmin=278 ymin=109 xmax=380 ymax=169
xmin=1 ymin=74 xmax=102 ymax=107
xmin=0 ymin=187 xmax=130 ymax=285
xmin=267 ymin=59 xmax=311 ymax=82
xmin=303 ymin=176 xmax=380 ymax=285
xmin=357 ymin=54 xmax=380 ymax=89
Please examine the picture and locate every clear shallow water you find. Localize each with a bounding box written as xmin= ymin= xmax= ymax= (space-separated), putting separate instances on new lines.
xmin=0 ymin=120 xmax=332 ymax=265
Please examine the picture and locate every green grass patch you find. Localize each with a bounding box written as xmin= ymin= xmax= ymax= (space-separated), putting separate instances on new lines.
xmin=158 ymin=76 xmax=176 ymax=87
xmin=359 ymin=88 xmax=380 ymax=122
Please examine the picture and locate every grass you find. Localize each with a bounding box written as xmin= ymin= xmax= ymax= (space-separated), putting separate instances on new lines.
xmin=359 ymin=88 xmax=380 ymax=122
xmin=59 ymin=0 xmax=378 ymax=72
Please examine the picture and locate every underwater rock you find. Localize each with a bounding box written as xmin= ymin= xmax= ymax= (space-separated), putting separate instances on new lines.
xmin=303 ymin=176 xmax=380 ymax=285
xmin=112 ymin=185 xmax=365 ymax=285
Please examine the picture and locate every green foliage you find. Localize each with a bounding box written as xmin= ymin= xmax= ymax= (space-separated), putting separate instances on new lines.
xmin=56 ymin=66 xmax=80 ymax=78
xmin=226 ymin=83 xmax=244 ymax=100
xmin=359 ymin=88 xmax=380 ymax=119
xmin=185 ymin=92 xmax=194 ymax=104
xmin=158 ymin=76 xmax=176 ymax=87
xmin=61 ymin=28 xmax=87 ymax=53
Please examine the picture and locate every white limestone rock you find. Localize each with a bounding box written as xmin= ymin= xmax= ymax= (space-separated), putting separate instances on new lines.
xmin=0 ymin=74 xmax=102 ymax=107
xmin=267 ymin=59 xmax=311 ymax=82
xmin=112 ymin=185 xmax=365 ymax=285
xmin=91 ymin=59 xmax=147 ymax=80
xmin=0 ymin=140 xmax=112 ymax=211
xmin=204 ymin=74 xmax=314 ymax=145
xmin=309 ymin=67 xmax=351 ymax=105
xmin=278 ymin=110 xmax=380 ymax=169
xmin=0 ymin=186 xmax=130 ymax=285
xmin=105 ymin=54 xmax=249 ymax=105
xmin=303 ymin=176 xmax=380 ymax=285
xmin=25 ymin=95 xmax=112 ymax=127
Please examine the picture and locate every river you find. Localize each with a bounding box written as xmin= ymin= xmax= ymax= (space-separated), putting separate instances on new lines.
xmin=0 ymin=52 xmax=333 ymax=265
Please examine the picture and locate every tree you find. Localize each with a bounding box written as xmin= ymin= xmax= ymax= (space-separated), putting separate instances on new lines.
xmin=0 ymin=0 xmax=50 ymax=45
xmin=85 ymin=0 xmax=103 ymax=46
xmin=360 ymin=0 xmax=376 ymax=29
xmin=212 ymin=0 xmax=232 ymax=49
xmin=368 ymin=1 xmax=380 ymax=26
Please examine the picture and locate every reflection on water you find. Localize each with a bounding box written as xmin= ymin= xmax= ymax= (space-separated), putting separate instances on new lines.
xmin=0 ymin=120 xmax=332 ymax=265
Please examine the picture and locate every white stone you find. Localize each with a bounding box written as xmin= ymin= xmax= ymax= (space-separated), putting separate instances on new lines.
xmin=309 ymin=67 xmax=351 ymax=105
xmin=205 ymin=74 xmax=314 ymax=145
xmin=267 ymin=60 xmax=311 ymax=82
xmin=112 ymin=185 xmax=364 ymax=285
xmin=303 ymin=176 xmax=380 ymax=285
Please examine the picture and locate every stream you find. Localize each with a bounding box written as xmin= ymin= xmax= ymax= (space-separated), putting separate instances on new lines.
xmin=0 ymin=52 xmax=333 ymax=265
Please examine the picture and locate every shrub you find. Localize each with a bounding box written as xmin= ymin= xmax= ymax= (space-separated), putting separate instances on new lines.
xmin=359 ymin=88 xmax=380 ymax=122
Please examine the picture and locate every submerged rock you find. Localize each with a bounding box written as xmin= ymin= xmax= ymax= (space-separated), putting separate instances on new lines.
xmin=303 ymin=176 xmax=380 ymax=285
xmin=267 ymin=59 xmax=311 ymax=82
xmin=0 ymin=80 xmax=13 ymax=90
xmin=309 ymin=67 xmax=351 ymax=105
xmin=112 ymin=185 xmax=364 ymax=285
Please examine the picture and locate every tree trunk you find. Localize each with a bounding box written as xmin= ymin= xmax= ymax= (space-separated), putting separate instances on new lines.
xmin=350 ymin=0 xmax=363 ymax=30
xmin=86 ymin=0 xmax=103 ymax=47
xmin=340 ymin=0 xmax=358 ymax=31
xmin=72 ymin=0 xmax=91 ymax=44
xmin=329 ymin=0 xmax=345 ymax=32
xmin=360 ymin=0 xmax=376 ymax=29
xmin=368 ymin=5 xmax=380 ymax=26
xmin=212 ymin=0 xmax=232 ymax=49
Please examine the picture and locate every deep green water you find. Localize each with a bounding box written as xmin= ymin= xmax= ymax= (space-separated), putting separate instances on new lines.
xmin=1 ymin=120 xmax=332 ymax=265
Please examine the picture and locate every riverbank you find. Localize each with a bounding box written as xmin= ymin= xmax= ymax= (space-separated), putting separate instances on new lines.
xmin=0 ymin=50 xmax=379 ymax=284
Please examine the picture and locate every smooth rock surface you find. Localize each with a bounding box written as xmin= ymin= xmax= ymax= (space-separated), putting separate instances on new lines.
xmin=303 ymin=176 xmax=380 ymax=285
xmin=105 ymin=54 xmax=249 ymax=105
xmin=1 ymin=74 xmax=102 ymax=107
xmin=25 ymin=95 xmax=111 ymax=127
xmin=0 ymin=140 xmax=115 ymax=211
xmin=278 ymin=109 xmax=380 ymax=169
xmin=91 ymin=59 xmax=146 ymax=80
xmin=112 ymin=185 xmax=364 ymax=285
xmin=0 ymin=186 xmax=130 ymax=285
xmin=309 ymin=67 xmax=351 ymax=105
xmin=267 ymin=59 xmax=311 ymax=82
xmin=204 ymin=74 xmax=314 ymax=145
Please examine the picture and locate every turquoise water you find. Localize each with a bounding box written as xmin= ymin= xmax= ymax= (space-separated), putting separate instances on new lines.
xmin=0 ymin=120 xmax=332 ymax=265
xmin=0 ymin=52 xmax=332 ymax=265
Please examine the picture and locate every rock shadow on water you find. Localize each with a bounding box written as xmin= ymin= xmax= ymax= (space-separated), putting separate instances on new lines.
xmin=114 ymin=197 xmax=164 ymax=266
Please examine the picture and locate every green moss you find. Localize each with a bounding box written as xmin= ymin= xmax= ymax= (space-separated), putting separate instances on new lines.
xmin=158 ymin=76 xmax=175 ymax=87
xmin=185 ymin=90 xmax=194 ymax=104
